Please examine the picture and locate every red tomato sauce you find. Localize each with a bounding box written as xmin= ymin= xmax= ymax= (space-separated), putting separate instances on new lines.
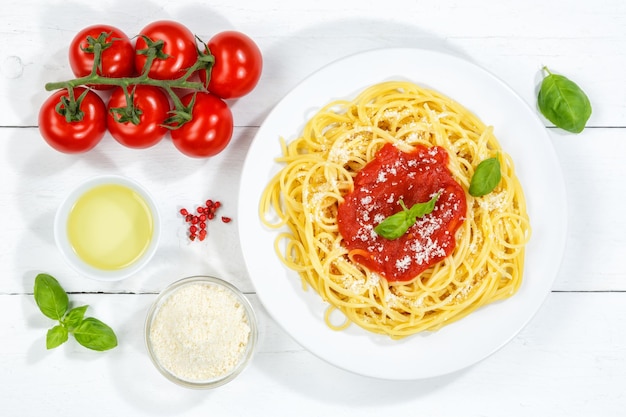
xmin=337 ymin=143 xmax=467 ymax=283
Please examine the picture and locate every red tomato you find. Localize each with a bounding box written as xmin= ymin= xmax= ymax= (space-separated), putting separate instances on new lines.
xmin=134 ymin=20 xmax=198 ymax=80
xmin=106 ymin=85 xmax=170 ymax=149
xmin=199 ymin=31 xmax=263 ymax=99
xmin=69 ymin=25 xmax=134 ymax=89
xmin=39 ymin=87 xmax=107 ymax=153
xmin=170 ymin=92 xmax=233 ymax=158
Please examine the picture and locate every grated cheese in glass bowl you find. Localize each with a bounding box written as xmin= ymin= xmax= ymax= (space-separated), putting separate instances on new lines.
xmin=145 ymin=275 xmax=257 ymax=389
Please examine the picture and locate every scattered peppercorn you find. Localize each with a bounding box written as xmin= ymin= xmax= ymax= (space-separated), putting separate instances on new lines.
xmin=179 ymin=199 xmax=232 ymax=241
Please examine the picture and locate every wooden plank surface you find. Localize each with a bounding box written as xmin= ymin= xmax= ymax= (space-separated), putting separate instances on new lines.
xmin=1 ymin=0 xmax=624 ymax=415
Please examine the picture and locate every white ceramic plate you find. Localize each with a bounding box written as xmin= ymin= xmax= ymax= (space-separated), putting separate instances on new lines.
xmin=238 ymin=48 xmax=567 ymax=380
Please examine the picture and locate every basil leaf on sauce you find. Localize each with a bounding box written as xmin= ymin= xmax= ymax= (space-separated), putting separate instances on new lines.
xmin=469 ymin=156 xmax=501 ymax=197
xmin=408 ymin=193 xmax=439 ymax=218
xmin=538 ymin=66 xmax=592 ymax=133
xmin=375 ymin=194 xmax=440 ymax=240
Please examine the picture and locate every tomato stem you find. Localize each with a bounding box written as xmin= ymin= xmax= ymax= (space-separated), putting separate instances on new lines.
xmin=89 ymin=42 xmax=102 ymax=77
xmin=44 ymin=72 xmax=206 ymax=92
xmin=44 ymin=33 xmax=213 ymax=128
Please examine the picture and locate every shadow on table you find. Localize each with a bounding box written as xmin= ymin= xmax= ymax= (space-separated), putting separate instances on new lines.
xmin=253 ymin=349 xmax=469 ymax=407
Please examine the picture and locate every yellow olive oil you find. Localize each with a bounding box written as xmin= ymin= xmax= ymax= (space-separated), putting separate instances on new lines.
xmin=67 ymin=183 xmax=153 ymax=270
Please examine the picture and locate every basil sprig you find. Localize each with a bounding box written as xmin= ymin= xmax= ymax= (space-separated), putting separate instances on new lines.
xmin=538 ymin=66 xmax=592 ymax=133
xmin=469 ymin=156 xmax=501 ymax=197
xmin=33 ymin=273 xmax=118 ymax=351
xmin=374 ymin=193 xmax=440 ymax=240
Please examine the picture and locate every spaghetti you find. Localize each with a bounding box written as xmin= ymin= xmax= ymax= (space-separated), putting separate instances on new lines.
xmin=260 ymin=81 xmax=530 ymax=339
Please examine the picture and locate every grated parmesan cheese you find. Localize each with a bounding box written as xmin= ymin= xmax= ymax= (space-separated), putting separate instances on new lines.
xmin=149 ymin=282 xmax=251 ymax=382
xmin=477 ymin=190 xmax=508 ymax=212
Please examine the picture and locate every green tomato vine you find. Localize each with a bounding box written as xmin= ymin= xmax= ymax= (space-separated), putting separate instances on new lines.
xmin=44 ymin=32 xmax=215 ymax=129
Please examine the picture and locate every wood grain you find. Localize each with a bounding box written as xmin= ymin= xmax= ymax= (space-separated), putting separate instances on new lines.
xmin=1 ymin=0 xmax=624 ymax=415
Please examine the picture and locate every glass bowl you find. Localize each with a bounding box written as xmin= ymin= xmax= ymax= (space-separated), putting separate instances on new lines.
xmin=53 ymin=175 xmax=161 ymax=281
xmin=145 ymin=276 xmax=258 ymax=389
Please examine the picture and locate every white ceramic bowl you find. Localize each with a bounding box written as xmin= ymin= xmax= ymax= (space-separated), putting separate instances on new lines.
xmin=54 ymin=175 xmax=161 ymax=281
xmin=145 ymin=276 xmax=258 ymax=389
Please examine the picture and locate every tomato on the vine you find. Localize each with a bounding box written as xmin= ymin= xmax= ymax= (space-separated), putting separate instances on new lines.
xmin=134 ymin=20 xmax=198 ymax=80
xmin=107 ymin=85 xmax=170 ymax=149
xmin=39 ymin=87 xmax=107 ymax=154
xmin=69 ymin=25 xmax=135 ymax=89
xmin=199 ymin=31 xmax=263 ymax=99
xmin=170 ymin=92 xmax=233 ymax=158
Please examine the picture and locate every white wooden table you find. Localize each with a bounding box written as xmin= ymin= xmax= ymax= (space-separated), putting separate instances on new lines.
xmin=1 ymin=1 xmax=625 ymax=415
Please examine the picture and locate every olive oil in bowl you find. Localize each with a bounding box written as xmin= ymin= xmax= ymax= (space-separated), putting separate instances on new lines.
xmin=55 ymin=176 xmax=160 ymax=281
xmin=67 ymin=184 xmax=154 ymax=270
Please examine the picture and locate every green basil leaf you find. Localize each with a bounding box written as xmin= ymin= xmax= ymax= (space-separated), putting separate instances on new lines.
xmin=469 ymin=157 xmax=501 ymax=197
xmin=34 ymin=273 xmax=69 ymax=321
xmin=73 ymin=318 xmax=118 ymax=351
xmin=63 ymin=305 xmax=89 ymax=332
xmin=408 ymin=192 xmax=440 ymax=218
xmin=374 ymin=209 xmax=413 ymax=240
xmin=46 ymin=325 xmax=69 ymax=349
xmin=375 ymin=195 xmax=440 ymax=240
xmin=538 ymin=67 xmax=592 ymax=133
